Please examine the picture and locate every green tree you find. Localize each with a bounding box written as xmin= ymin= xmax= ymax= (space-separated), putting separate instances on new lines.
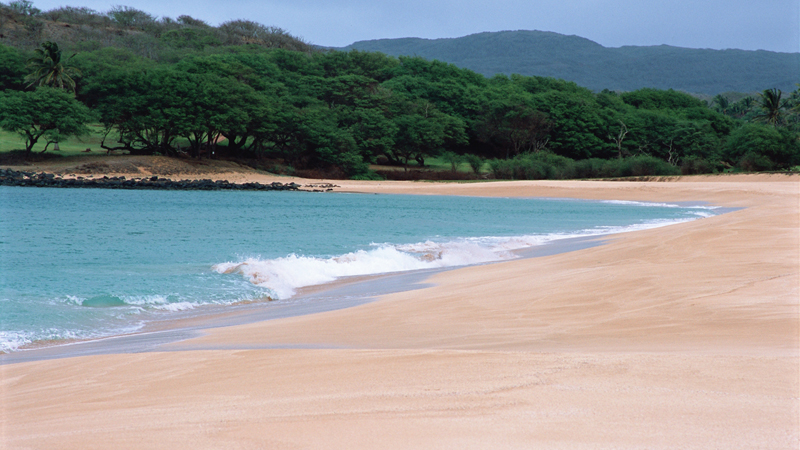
xmin=0 ymin=44 xmax=27 ymax=91
xmin=0 ymin=87 xmax=94 ymax=152
xmin=477 ymin=96 xmax=551 ymax=158
xmin=25 ymin=41 xmax=81 ymax=92
xmin=441 ymin=151 xmax=464 ymax=173
xmin=725 ymin=123 xmax=799 ymax=169
xmin=7 ymin=0 xmax=40 ymax=16
xmin=386 ymin=98 xmax=467 ymax=170
xmin=754 ymin=88 xmax=788 ymax=127
xmin=107 ymin=5 xmax=155 ymax=29
xmin=531 ymin=90 xmax=609 ymax=160
xmin=712 ymin=94 xmax=729 ymax=115
xmin=464 ymin=153 xmax=484 ymax=174
xmin=87 ymin=69 xmax=194 ymax=154
xmin=620 ymin=88 xmax=705 ymax=110
xmin=339 ymin=106 xmax=398 ymax=164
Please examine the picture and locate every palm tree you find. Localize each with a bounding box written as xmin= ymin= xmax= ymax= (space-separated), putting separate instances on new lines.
xmin=25 ymin=41 xmax=81 ymax=93
xmin=754 ymin=88 xmax=788 ymax=127
xmin=791 ymin=84 xmax=800 ymax=113
xmin=712 ymin=94 xmax=729 ymax=115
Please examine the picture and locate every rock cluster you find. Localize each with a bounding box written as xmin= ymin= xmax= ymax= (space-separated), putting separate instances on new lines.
xmin=0 ymin=169 xmax=301 ymax=191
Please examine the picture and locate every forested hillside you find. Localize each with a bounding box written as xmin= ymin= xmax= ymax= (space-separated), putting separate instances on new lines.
xmin=0 ymin=1 xmax=312 ymax=56
xmin=1 ymin=2 xmax=798 ymax=180
xmin=343 ymin=30 xmax=800 ymax=96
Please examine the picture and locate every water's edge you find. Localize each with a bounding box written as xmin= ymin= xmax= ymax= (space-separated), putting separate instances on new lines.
xmin=0 ymin=235 xmax=605 ymax=365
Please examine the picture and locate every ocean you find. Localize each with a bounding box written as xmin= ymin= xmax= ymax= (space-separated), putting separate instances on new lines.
xmin=0 ymin=186 xmax=719 ymax=352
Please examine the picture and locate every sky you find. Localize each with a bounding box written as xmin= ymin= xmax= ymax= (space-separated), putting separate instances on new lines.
xmin=25 ymin=0 xmax=800 ymax=53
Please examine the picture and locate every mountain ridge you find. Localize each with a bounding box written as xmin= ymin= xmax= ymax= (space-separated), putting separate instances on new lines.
xmin=342 ymin=30 xmax=799 ymax=95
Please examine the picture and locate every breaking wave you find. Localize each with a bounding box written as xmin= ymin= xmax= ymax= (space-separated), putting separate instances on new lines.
xmin=213 ymin=215 xmax=706 ymax=300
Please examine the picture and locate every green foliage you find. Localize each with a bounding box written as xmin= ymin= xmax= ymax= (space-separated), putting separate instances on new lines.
xmin=106 ymin=6 xmax=155 ymax=29
xmin=217 ymin=20 xmax=311 ymax=52
xmin=754 ymin=88 xmax=790 ymax=127
xmin=0 ymin=3 xmax=311 ymax=60
xmin=490 ymin=152 xmax=680 ymax=180
xmin=386 ymin=99 xmax=467 ymax=169
xmin=737 ymin=152 xmax=774 ymax=172
xmin=531 ymin=90 xmax=609 ymax=159
xmin=464 ymin=153 xmax=484 ymax=174
xmin=1 ymin=3 xmax=797 ymax=177
xmin=42 ymin=6 xmax=110 ymax=27
xmin=475 ymin=90 xmax=551 ymax=158
xmin=725 ymin=123 xmax=799 ymax=169
xmin=0 ymin=87 xmax=95 ymax=152
xmin=176 ymin=15 xmax=209 ymax=27
xmin=680 ymin=156 xmax=717 ymax=175
xmin=621 ymin=88 xmax=705 ymax=110
xmin=25 ymin=41 xmax=81 ymax=92
xmin=0 ymin=44 xmax=27 ymax=90
xmin=440 ymin=151 xmax=464 ymax=172
xmin=349 ymin=170 xmax=384 ymax=181
xmin=160 ymin=27 xmax=222 ymax=50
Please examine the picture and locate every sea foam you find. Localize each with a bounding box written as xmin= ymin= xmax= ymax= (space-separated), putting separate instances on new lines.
xmin=212 ymin=244 xmax=489 ymax=299
xmin=212 ymin=216 xmax=703 ymax=300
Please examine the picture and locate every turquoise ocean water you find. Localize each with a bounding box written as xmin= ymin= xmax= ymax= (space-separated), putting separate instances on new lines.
xmin=0 ymin=186 xmax=719 ymax=352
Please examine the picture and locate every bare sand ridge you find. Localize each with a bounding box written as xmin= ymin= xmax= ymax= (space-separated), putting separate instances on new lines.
xmin=2 ymin=171 xmax=798 ymax=449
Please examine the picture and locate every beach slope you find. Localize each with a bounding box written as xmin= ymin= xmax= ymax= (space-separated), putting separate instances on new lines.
xmin=2 ymin=175 xmax=798 ymax=449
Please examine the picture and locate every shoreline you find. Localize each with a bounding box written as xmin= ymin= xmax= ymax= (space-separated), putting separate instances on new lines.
xmin=0 ymin=186 xmax=720 ymax=359
xmin=1 ymin=234 xmax=607 ymax=363
xmin=3 ymin=173 xmax=798 ymax=449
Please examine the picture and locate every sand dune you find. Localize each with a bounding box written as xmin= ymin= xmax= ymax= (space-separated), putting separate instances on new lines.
xmin=2 ymin=174 xmax=798 ymax=449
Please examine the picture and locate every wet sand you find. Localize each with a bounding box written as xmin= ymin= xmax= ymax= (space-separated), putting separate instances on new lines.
xmin=2 ymin=174 xmax=798 ymax=449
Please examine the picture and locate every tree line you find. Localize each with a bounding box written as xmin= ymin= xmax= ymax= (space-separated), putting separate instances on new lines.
xmin=0 ymin=3 xmax=798 ymax=179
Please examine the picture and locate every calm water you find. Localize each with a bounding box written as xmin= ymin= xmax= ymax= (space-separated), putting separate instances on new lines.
xmin=0 ymin=186 xmax=718 ymax=351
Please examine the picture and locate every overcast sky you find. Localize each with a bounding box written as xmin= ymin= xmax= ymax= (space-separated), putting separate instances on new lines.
xmin=27 ymin=0 xmax=800 ymax=53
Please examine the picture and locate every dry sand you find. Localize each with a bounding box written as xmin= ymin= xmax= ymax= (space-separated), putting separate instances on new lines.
xmin=2 ymin=174 xmax=798 ymax=449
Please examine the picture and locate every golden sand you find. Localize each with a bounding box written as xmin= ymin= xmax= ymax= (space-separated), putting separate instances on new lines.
xmin=2 ymin=174 xmax=798 ymax=449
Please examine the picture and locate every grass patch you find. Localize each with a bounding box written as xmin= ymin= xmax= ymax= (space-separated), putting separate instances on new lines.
xmin=0 ymin=125 xmax=109 ymax=156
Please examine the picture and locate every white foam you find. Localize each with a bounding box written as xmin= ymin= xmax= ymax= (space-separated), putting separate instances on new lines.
xmin=213 ymin=215 xmax=707 ymax=300
xmin=121 ymin=294 xmax=171 ymax=306
xmin=0 ymin=331 xmax=31 ymax=353
xmin=152 ymin=301 xmax=197 ymax=312
xmin=601 ymin=199 xmax=721 ymax=212
xmin=213 ymin=245 xmax=458 ymax=299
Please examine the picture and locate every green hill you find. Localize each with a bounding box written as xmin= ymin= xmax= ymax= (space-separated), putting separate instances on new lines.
xmin=343 ymin=30 xmax=799 ymax=95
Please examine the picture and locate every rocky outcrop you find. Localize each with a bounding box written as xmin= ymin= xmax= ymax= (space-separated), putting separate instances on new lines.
xmin=0 ymin=169 xmax=302 ymax=191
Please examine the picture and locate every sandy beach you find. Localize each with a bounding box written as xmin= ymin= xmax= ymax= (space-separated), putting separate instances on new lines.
xmin=2 ymin=173 xmax=798 ymax=449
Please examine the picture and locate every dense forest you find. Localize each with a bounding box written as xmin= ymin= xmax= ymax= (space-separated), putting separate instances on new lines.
xmin=344 ymin=31 xmax=800 ymax=96
xmin=1 ymin=1 xmax=799 ymax=180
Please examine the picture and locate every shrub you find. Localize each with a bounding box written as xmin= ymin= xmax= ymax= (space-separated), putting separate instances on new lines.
xmin=738 ymin=151 xmax=774 ymax=172
xmin=42 ymin=6 xmax=111 ymax=27
xmin=440 ymin=150 xmax=463 ymax=172
xmin=107 ymin=6 xmax=155 ymax=29
xmin=680 ymin=157 xmax=715 ymax=175
xmin=375 ymin=169 xmax=475 ymax=181
xmin=7 ymin=0 xmax=39 ymax=16
xmin=350 ymin=171 xmax=384 ymax=181
xmin=489 ymin=152 xmax=573 ymax=180
xmin=725 ymin=123 xmax=797 ymax=169
xmin=572 ymin=158 xmax=606 ymax=178
xmin=533 ymin=152 xmax=576 ymax=179
xmin=626 ymin=155 xmax=680 ymax=176
xmin=464 ymin=153 xmax=484 ymax=174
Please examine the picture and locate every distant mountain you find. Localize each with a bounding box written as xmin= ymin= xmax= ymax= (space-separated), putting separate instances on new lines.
xmin=342 ymin=30 xmax=799 ymax=95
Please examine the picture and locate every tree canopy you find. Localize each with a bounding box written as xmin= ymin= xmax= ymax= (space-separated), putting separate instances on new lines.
xmin=0 ymin=2 xmax=798 ymax=176
xmin=0 ymin=87 xmax=95 ymax=152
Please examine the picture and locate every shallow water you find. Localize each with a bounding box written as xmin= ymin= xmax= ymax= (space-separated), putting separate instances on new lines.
xmin=0 ymin=186 xmax=718 ymax=351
